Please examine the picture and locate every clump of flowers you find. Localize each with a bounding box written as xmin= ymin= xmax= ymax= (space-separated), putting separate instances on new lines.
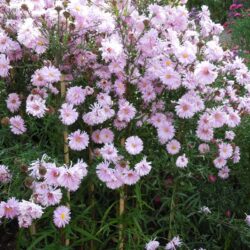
xmin=0 ymin=0 xmax=250 ymax=247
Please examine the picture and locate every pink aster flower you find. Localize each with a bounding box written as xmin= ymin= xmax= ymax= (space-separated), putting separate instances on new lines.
xmin=99 ymin=128 xmax=114 ymax=144
xmin=213 ymin=157 xmax=227 ymax=169
xmin=245 ymin=215 xmax=250 ymax=227
xmin=0 ymin=54 xmax=11 ymax=77
xmin=59 ymin=103 xmax=79 ymax=125
xmin=157 ymin=123 xmax=175 ymax=143
xmin=166 ymin=140 xmax=181 ymax=155
xmin=165 ymin=236 xmax=182 ymax=250
xmin=26 ymin=95 xmax=47 ymax=118
xmin=135 ymin=157 xmax=152 ymax=176
xmin=176 ymin=154 xmax=188 ymax=168
xmin=194 ymin=61 xmax=218 ymax=85
xmin=39 ymin=65 xmax=61 ymax=83
xmin=225 ymin=131 xmax=235 ymax=141
xmin=0 ymin=165 xmax=12 ymax=184
xmin=9 ymin=115 xmax=27 ymax=135
xmin=6 ymin=93 xmax=21 ymax=113
xmin=58 ymin=165 xmax=82 ymax=191
xmin=125 ymin=136 xmax=143 ymax=155
xmin=218 ymin=166 xmax=230 ymax=179
xmin=0 ymin=198 xmax=19 ymax=219
xmin=218 ymin=143 xmax=233 ymax=159
xmin=160 ymin=67 xmax=181 ymax=90
xmin=198 ymin=143 xmax=210 ymax=154
xmin=91 ymin=130 xmax=102 ymax=144
xmin=175 ymin=99 xmax=195 ymax=119
xmin=122 ymin=169 xmax=140 ymax=185
xmin=96 ymin=162 xmax=114 ymax=182
xmin=43 ymin=189 xmax=62 ymax=206
xmin=196 ymin=126 xmax=214 ymax=142
xmin=226 ymin=111 xmax=241 ymax=128
xmin=68 ymin=130 xmax=89 ymax=151
xmin=66 ymin=86 xmax=86 ymax=106
xmin=53 ymin=206 xmax=71 ymax=228
xmin=145 ymin=239 xmax=160 ymax=250
xmin=117 ymin=101 xmax=136 ymax=122
xmin=210 ymin=108 xmax=227 ymax=128
xmin=100 ymin=143 xmax=118 ymax=162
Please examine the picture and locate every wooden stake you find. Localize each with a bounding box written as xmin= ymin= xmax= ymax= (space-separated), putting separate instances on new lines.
xmin=60 ymin=80 xmax=70 ymax=247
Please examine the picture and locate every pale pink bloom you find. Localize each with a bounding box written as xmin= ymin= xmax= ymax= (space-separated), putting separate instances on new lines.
xmin=218 ymin=166 xmax=230 ymax=179
xmin=218 ymin=143 xmax=233 ymax=159
xmin=135 ymin=157 xmax=152 ymax=176
xmin=66 ymin=86 xmax=86 ymax=106
xmin=42 ymin=163 xmax=60 ymax=185
xmin=122 ymin=170 xmax=140 ymax=185
xmin=160 ymin=68 xmax=181 ymax=90
xmin=91 ymin=130 xmax=102 ymax=144
xmin=166 ymin=140 xmax=181 ymax=155
xmin=59 ymin=103 xmax=79 ymax=125
xmin=58 ymin=166 xmax=82 ymax=191
xmin=96 ymin=162 xmax=114 ymax=182
xmin=0 ymin=54 xmax=11 ymax=77
xmin=125 ymin=136 xmax=143 ymax=155
xmin=43 ymin=189 xmax=62 ymax=206
xmin=226 ymin=111 xmax=241 ymax=128
xmin=114 ymin=80 xmax=126 ymax=96
xmin=225 ymin=131 xmax=235 ymax=141
xmin=213 ymin=157 xmax=227 ymax=169
xmin=106 ymin=171 xmax=123 ymax=189
xmin=97 ymin=93 xmax=113 ymax=106
xmin=72 ymin=160 xmax=88 ymax=179
xmin=18 ymin=215 xmax=32 ymax=228
xmin=100 ymin=143 xmax=118 ymax=162
xmin=205 ymin=39 xmax=224 ymax=62
xmin=150 ymin=113 xmax=167 ymax=128
xmin=196 ymin=126 xmax=214 ymax=142
xmin=68 ymin=130 xmax=89 ymax=151
xmin=9 ymin=115 xmax=27 ymax=135
xmin=100 ymin=35 xmax=123 ymax=62
xmin=245 ymin=215 xmax=250 ymax=226
xmin=198 ymin=143 xmax=210 ymax=154
xmin=176 ymin=154 xmax=188 ymax=168
xmin=176 ymin=45 xmax=196 ymax=65
xmin=31 ymin=69 xmax=46 ymax=87
xmin=26 ymin=96 xmax=47 ymax=118
xmin=157 ymin=123 xmax=175 ymax=143
xmin=194 ymin=61 xmax=218 ymax=85
xmin=198 ymin=113 xmax=212 ymax=129
xmin=175 ymin=99 xmax=195 ymax=119
xmin=233 ymin=146 xmax=240 ymax=164
xmin=210 ymin=109 xmax=227 ymax=128
xmin=99 ymin=128 xmax=114 ymax=144
xmin=6 ymin=93 xmax=21 ymax=113
xmin=145 ymin=239 xmax=160 ymax=250
xmin=0 ymin=165 xmax=12 ymax=184
xmin=18 ymin=201 xmax=43 ymax=220
xmin=53 ymin=206 xmax=71 ymax=228
xmin=117 ymin=101 xmax=136 ymax=122
xmin=165 ymin=236 xmax=182 ymax=250
xmin=0 ymin=198 xmax=19 ymax=219
xmin=39 ymin=65 xmax=61 ymax=83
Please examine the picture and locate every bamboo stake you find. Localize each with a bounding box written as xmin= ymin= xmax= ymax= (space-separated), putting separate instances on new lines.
xmin=60 ymin=80 xmax=70 ymax=246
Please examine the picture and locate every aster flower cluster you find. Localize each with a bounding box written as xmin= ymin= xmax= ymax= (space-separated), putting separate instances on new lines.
xmin=0 ymin=0 xmax=250 ymax=236
xmin=0 ymin=198 xmax=43 ymax=228
xmin=145 ymin=236 xmax=182 ymax=250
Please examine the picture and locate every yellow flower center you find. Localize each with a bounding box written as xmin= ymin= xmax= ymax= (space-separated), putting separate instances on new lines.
xmin=61 ymin=212 xmax=65 ymax=220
